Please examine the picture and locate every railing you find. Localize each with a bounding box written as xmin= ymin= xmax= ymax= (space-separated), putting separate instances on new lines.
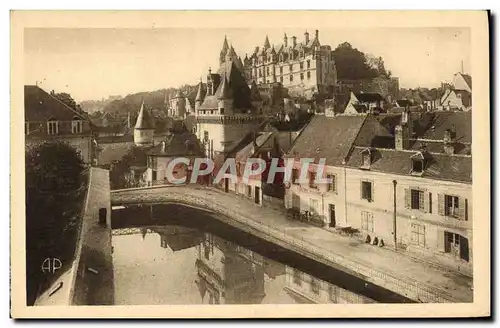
xmin=111 ymin=186 xmax=469 ymax=303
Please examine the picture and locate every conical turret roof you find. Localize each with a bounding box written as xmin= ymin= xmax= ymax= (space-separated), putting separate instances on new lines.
xmin=264 ymin=35 xmax=271 ymax=49
xmin=135 ymin=101 xmax=155 ymax=129
xmin=220 ymin=35 xmax=229 ymax=55
xmin=195 ymin=79 xmax=205 ymax=101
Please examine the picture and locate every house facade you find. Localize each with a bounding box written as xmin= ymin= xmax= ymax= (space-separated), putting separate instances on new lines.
xmin=283 ymin=110 xmax=472 ymax=271
xmin=24 ymin=85 xmax=95 ymax=164
xmin=145 ymin=132 xmax=204 ymax=186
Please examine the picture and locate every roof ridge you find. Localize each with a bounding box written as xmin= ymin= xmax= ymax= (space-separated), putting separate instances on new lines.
xmin=42 ymin=87 xmax=90 ymax=121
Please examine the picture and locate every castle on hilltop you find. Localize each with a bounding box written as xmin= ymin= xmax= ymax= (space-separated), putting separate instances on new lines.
xmin=218 ymin=30 xmax=337 ymax=100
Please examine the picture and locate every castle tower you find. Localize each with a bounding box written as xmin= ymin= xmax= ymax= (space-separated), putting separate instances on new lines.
xmin=134 ymin=101 xmax=155 ymax=147
xmin=171 ymin=89 xmax=186 ymax=117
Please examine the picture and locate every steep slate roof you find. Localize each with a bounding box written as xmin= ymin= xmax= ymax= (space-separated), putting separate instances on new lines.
xmin=394 ymin=100 xmax=413 ymax=107
xmin=376 ymin=111 xmax=472 ymax=144
xmin=200 ymin=60 xmax=253 ymax=111
xmin=354 ymin=92 xmax=385 ymax=103
xmin=458 ymin=73 xmax=472 ymax=90
xmin=135 ymin=102 xmax=155 ymax=129
xmin=24 ymin=85 xmax=89 ymax=121
xmin=285 ymin=115 xmax=368 ymax=166
xmin=147 ymin=133 xmax=203 ymax=157
xmin=346 ymin=146 xmax=472 ymax=183
xmin=411 ymin=111 xmax=471 ymax=143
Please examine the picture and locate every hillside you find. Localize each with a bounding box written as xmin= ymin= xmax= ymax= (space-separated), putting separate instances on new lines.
xmin=80 ymin=95 xmax=122 ymax=113
xmin=101 ymin=85 xmax=198 ymax=115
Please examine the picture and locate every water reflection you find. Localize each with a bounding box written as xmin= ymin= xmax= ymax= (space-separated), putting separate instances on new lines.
xmin=112 ymin=225 xmax=376 ymax=305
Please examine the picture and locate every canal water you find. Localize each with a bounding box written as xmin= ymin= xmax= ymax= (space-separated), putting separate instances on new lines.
xmin=111 ymin=204 xmax=410 ymax=305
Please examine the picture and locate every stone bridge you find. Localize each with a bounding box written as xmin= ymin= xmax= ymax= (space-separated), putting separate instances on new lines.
xmin=110 ymin=185 xmax=473 ymax=304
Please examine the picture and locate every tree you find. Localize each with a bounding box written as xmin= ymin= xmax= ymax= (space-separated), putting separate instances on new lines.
xmin=25 ymin=141 xmax=85 ymax=305
xmin=109 ymin=146 xmax=148 ymax=189
xmin=332 ymin=43 xmax=391 ymax=81
xmin=332 ymin=42 xmax=376 ymax=81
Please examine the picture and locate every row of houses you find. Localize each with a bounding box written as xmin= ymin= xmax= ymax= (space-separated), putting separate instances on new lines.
xmin=328 ymin=72 xmax=473 ymax=116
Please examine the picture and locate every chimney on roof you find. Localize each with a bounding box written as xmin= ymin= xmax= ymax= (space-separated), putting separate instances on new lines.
xmin=292 ymin=36 xmax=297 ymax=47
xmin=443 ymin=129 xmax=456 ymax=155
xmin=315 ymin=29 xmax=319 ymax=39
xmin=395 ymin=108 xmax=411 ymax=151
xmin=284 ymin=33 xmax=288 ymax=47
xmin=304 ymin=31 xmax=310 ymax=44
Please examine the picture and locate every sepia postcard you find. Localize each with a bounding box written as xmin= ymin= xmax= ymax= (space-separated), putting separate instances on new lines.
xmin=10 ymin=10 xmax=490 ymax=318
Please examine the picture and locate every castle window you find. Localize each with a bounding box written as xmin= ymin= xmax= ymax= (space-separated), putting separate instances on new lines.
xmin=203 ymin=131 xmax=209 ymax=143
xmin=307 ymin=60 xmax=311 ymax=69
xmin=290 ymin=75 xmax=294 ymax=82
xmin=47 ymin=119 xmax=59 ymax=135
xmin=300 ymin=62 xmax=304 ymax=70
xmin=280 ymin=66 xmax=283 ymax=74
xmin=266 ymin=66 xmax=270 ymax=75
xmin=307 ymin=71 xmax=311 ymax=79
xmin=300 ymin=73 xmax=304 ymax=81
xmin=71 ymin=117 xmax=83 ymax=134
xmin=220 ymin=108 xmax=224 ymax=115
xmin=289 ymin=64 xmax=293 ymax=72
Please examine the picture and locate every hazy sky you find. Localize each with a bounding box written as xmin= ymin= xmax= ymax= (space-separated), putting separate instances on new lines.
xmin=24 ymin=27 xmax=470 ymax=102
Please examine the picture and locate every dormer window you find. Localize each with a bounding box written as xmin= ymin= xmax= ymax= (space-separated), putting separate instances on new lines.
xmin=410 ymin=151 xmax=426 ymax=175
xmin=71 ymin=117 xmax=83 ymax=134
xmin=360 ymin=148 xmax=371 ymax=169
xmin=47 ymin=119 xmax=58 ymax=135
